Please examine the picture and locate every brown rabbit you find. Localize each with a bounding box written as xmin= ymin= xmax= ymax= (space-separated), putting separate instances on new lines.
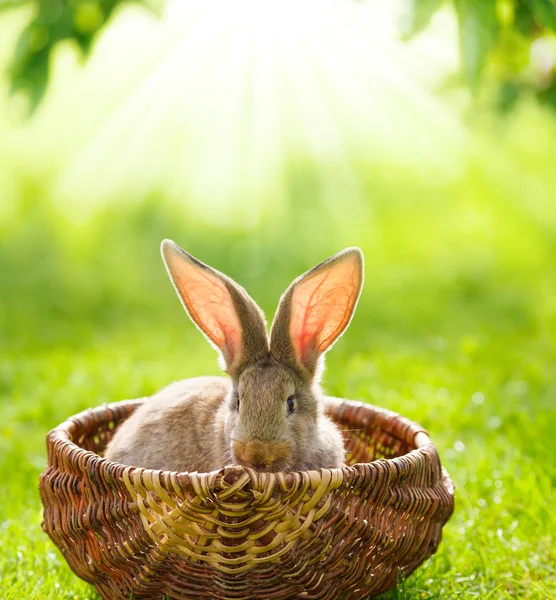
xmin=104 ymin=241 xmax=364 ymax=473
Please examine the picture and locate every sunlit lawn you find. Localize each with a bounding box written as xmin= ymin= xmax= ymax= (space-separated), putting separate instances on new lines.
xmin=1 ymin=148 xmax=556 ymax=598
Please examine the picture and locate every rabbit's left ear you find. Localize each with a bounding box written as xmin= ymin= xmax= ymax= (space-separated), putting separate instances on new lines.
xmin=161 ymin=240 xmax=269 ymax=376
xmin=270 ymin=248 xmax=363 ymax=378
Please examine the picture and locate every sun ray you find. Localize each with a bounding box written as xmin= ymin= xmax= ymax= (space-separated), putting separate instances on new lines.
xmin=35 ymin=0 xmax=466 ymax=223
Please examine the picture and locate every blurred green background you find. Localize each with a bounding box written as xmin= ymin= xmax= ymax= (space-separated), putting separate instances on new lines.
xmin=1 ymin=1 xmax=555 ymax=598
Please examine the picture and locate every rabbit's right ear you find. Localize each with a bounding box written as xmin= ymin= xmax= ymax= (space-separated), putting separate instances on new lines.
xmin=161 ymin=240 xmax=268 ymax=377
xmin=270 ymin=248 xmax=363 ymax=379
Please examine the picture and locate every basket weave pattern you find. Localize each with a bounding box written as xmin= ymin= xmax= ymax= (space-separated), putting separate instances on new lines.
xmin=39 ymin=398 xmax=454 ymax=599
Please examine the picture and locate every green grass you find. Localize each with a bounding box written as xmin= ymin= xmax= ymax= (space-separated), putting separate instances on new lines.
xmin=1 ymin=106 xmax=556 ymax=598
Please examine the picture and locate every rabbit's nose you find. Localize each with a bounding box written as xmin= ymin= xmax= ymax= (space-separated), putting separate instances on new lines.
xmin=251 ymin=460 xmax=267 ymax=471
xmin=232 ymin=439 xmax=291 ymax=471
xmin=248 ymin=457 xmax=276 ymax=471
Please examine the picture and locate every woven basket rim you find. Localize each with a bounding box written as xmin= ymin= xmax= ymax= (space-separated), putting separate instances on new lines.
xmin=46 ymin=397 xmax=449 ymax=494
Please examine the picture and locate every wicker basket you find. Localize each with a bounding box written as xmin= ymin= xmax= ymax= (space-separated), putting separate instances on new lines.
xmin=39 ymin=397 xmax=454 ymax=600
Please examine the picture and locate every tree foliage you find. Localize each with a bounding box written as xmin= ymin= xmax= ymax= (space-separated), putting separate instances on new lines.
xmin=403 ymin=0 xmax=556 ymax=111
xmin=5 ymin=0 xmax=157 ymax=107
xmin=3 ymin=0 xmax=556 ymax=111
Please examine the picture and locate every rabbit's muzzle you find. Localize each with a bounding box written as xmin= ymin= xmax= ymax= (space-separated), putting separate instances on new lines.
xmin=232 ymin=439 xmax=292 ymax=472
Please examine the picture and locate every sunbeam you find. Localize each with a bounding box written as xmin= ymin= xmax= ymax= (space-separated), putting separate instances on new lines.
xmin=4 ymin=0 xmax=464 ymax=225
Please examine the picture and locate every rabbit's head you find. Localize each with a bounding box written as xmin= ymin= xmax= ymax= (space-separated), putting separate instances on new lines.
xmin=162 ymin=241 xmax=363 ymax=472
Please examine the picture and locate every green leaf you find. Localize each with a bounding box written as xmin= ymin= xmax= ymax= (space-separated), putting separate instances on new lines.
xmin=537 ymin=80 xmax=556 ymax=105
xmin=454 ymin=0 xmax=500 ymax=91
xmin=497 ymin=80 xmax=522 ymax=113
xmin=400 ymin=0 xmax=444 ymax=39
xmin=532 ymin=0 xmax=556 ymax=30
xmin=6 ymin=0 xmax=161 ymax=112
xmin=10 ymin=41 xmax=50 ymax=109
xmin=514 ymin=0 xmax=536 ymax=36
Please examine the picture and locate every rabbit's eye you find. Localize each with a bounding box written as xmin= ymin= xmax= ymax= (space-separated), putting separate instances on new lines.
xmin=286 ymin=395 xmax=295 ymax=415
xmin=233 ymin=394 xmax=240 ymax=411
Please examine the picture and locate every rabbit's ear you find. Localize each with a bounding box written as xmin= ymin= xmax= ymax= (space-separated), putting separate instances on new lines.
xmin=270 ymin=248 xmax=363 ymax=378
xmin=161 ymin=240 xmax=268 ymax=377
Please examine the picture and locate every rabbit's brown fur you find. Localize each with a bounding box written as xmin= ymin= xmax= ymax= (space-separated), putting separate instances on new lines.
xmin=104 ymin=377 xmax=230 ymax=472
xmin=104 ymin=242 xmax=364 ymax=473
